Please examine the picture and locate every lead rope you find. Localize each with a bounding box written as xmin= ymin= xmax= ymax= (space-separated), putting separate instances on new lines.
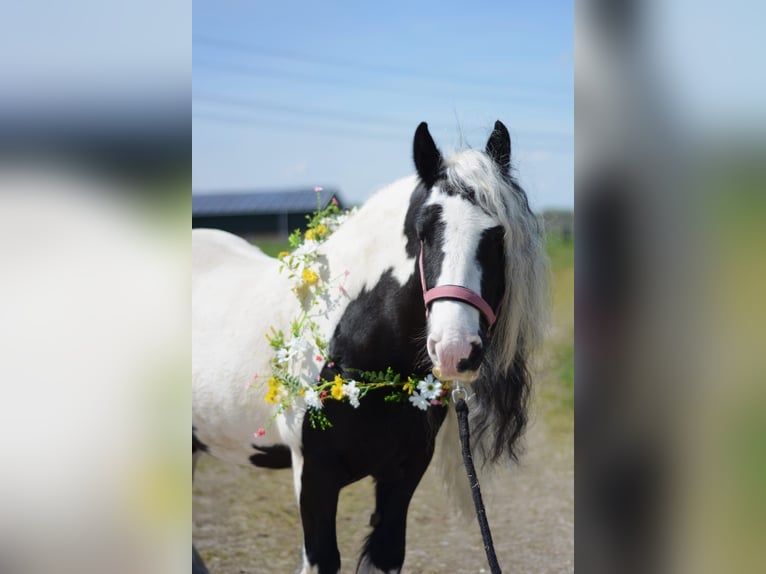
xmin=452 ymin=381 xmax=502 ymax=574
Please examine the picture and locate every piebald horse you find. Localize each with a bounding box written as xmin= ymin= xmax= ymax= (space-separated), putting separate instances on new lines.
xmin=192 ymin=121 xmax=547 ymax=573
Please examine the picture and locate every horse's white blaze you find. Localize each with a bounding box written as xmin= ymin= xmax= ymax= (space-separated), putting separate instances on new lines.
xmin=425 ymin=192 xmax=495 ymax=380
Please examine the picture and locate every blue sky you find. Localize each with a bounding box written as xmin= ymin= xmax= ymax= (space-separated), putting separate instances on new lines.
xmin=193 ymin=1 xmax=573 ymax=208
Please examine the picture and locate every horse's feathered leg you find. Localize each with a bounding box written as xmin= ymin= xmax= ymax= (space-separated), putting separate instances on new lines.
xmin=357 ymin=456 xmax=433 ymax=574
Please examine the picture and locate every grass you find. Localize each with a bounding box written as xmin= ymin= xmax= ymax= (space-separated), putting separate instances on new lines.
xmin=545 ymin=233 xmax=575 ymax=408
xmin=252 ymin=238 xmax=292 ymax=258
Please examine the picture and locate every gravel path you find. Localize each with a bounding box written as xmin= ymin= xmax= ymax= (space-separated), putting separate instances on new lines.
xmin=193 ymin=375 xmax=573 ymax=574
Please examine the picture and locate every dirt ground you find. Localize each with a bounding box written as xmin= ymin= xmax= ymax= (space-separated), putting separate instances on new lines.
xmin=193 ymin=368 xmax=573 ymax=574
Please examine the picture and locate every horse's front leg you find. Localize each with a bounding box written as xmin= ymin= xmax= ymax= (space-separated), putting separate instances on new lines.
xmin=298 ymin=457 xmax=342 ymax=574
xmin=356 ymin=455 xmax=433 ymax=574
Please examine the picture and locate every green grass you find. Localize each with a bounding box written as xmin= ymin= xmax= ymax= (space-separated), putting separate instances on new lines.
xmin=545 ymin=233 xmax=574 ymax=407
xmin=554 ymin=341 xmax=574 ymax=405
xmin=545 ymin=232 xmax=574 ymax=273
xmin=252 ymin=238 xmax=292 ymax=258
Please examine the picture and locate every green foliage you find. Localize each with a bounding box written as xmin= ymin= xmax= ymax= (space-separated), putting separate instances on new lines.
xmin=266 ymin=327 xmax=284 ymax=351
xmin=308 ymin=408 xmax=333 ymax=430
xmin=288 ymin=228 xmax=303 ymax=249
xmin=254 ymin=239 xmax=292 ymax=258
xmin=545 ymin=232 xmax=574 ymax=273
xmin=555 ymin=341 xmax=574 ymax=407
xmin=545 ymin=232 xmax=574 ymax=409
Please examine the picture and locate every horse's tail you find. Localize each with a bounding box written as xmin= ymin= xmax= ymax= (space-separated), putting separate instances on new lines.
xmin=432 ymin=407 xmax=477 ymax=518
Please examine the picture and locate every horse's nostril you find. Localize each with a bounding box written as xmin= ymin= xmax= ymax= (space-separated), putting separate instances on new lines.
xmin=457 ymin=341 xmax=484 ymax=373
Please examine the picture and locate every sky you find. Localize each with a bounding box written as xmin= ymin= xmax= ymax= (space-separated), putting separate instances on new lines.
xmin=193 ymin=0 xmax=574 ymax=209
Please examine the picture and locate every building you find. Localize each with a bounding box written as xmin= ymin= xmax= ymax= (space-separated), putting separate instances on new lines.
xmin=192 ymin=187 xmax=343 ymax=239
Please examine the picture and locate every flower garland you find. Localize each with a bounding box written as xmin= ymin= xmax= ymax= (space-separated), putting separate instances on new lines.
xmin=263 ymin=188 xmax=448 ymax=430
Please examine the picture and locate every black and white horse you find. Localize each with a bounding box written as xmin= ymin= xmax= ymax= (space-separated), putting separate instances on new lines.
xmin=192 ymin=121 xmax=548 ymax=573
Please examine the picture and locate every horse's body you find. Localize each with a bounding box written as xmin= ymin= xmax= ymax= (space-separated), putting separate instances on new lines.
xmin=193 ymin=122 xmax=547 ymax=574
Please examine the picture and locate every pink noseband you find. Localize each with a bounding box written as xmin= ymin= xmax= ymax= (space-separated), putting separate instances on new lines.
xmin=418 ymin=242 xmax=499 ymax=328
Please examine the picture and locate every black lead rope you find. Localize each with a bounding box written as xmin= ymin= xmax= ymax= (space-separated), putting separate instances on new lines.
xmin=454 ymin=394 xmax=502 ymax=574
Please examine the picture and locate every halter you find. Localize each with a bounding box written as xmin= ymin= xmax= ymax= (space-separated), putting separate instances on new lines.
xmin=418 ymin=241 xmax=499 ymax=328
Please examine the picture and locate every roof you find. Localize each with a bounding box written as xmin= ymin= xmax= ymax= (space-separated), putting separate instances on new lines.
xmin=192 ymin=188 xmax=341 ymax=217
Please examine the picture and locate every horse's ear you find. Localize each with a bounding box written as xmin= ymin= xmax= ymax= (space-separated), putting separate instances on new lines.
xmin=486 ymin=120 xmax=511 ymax=176
xmin=413 ymin=122 xmax=442 ymax=188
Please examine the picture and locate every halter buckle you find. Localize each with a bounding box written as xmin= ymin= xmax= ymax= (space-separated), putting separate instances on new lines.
xmin=451 ymin=381 xmax=471 ymax=403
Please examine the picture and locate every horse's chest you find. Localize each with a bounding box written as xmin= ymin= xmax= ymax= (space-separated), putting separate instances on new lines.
xmin=301 ymin=392 xmax=447 ymax=484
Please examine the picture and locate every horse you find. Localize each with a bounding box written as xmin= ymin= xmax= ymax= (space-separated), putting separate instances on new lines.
xmin=192 ymin=120 xmax=548 ymax=574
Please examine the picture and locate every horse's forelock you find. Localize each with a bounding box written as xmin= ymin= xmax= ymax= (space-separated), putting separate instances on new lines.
xmin=439 ymin=149 xmax=549 ymax=464
xmin=442 ymin=149 xmax=548 ymax=374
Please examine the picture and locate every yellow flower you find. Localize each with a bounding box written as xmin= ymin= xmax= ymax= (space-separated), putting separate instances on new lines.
xmin=265 ymin=377 xmax=282 ymax=404
xmin=305 ymin=225 xmax=327 ymax=242
xmin=331 ymin=375 xmax=345 ymax=400
xmin=278 ymin=251 xmax=290 ymax=260
xmin=302 ymin=269 xmax=319 ymax=286
xmin=403 ymin=377 xmax=416 ymax=395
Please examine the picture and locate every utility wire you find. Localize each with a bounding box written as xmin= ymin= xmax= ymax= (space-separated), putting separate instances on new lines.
xmin=192 ymin=109 xmax=406 ymax=141
xmin=193 ymin=34 xmax=567 ymax=103
xmin=193 ymin=92 xmax=415 ymax=130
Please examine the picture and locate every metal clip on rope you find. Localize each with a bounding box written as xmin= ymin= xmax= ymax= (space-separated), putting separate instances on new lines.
xmin=451 ymin=380 xmax=468 ymax=403
xmin=452 ymin=380 xmax=502 ymax=574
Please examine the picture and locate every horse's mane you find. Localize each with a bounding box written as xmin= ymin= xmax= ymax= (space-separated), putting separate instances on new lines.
xmin=443 ymin=149 xmax=549 ymax=463
xmin=325 ymin=147 xmax=547 ymax=464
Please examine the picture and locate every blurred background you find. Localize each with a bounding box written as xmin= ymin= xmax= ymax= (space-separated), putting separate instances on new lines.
xmin=0 ymin=0 xmax=763 ymax=573
xmin=577 ymin=1 xmax=766 ymax=573
xmin=0 ymin=2 xmax=189 ymax=574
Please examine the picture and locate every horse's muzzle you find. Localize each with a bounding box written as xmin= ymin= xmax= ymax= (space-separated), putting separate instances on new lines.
xmin=427 ymin=333 xmax=484 ymax=383
xmin=432 ymin=367 xmax=479 ymax=383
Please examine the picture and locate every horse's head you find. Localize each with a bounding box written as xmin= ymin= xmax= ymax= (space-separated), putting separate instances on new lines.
xmin=411 ymin=121 xmax=517 ymax=383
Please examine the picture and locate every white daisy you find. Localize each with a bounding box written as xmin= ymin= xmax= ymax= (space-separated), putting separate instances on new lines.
xmin=408 ymin=391 xmax=429 ymax=411
xmin=342 ymin=380 xmax=360 ymax=408
xmin=294 ymin=239 xmax=320 ymax=257
xmin=417 ymin=374 xmax=442 ymax=400
xmin=275 ymin=347 xmax=291 ymax=365
xmin=277 ymin=337 xmax=308 ymax=365
xmin=305 ymin=387 xmax=323 ymax=410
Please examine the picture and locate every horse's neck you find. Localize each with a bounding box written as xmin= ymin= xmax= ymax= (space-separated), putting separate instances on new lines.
xmin=321 ymin=176 xmax=427 ymax=375
xmin=324 ymin=176 xmax=419 ymax=297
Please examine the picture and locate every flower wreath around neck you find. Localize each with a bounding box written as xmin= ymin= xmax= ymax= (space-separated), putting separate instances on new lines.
xmin=260 ymin=189 xmax=449 ymax=431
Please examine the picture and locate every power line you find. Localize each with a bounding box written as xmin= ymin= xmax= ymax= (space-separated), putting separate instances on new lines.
xmin=193 ymin=34 xmax=569 ymax=103
xmin=194 ymin=34 xmax=467 ymax=84
xmin=193 ymin=58 xmax=568 ymax=116
xmin=192 ymin=109 xmax=407 ymax=142
xmin=193 ymin=92 xmax=416 ymax=130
